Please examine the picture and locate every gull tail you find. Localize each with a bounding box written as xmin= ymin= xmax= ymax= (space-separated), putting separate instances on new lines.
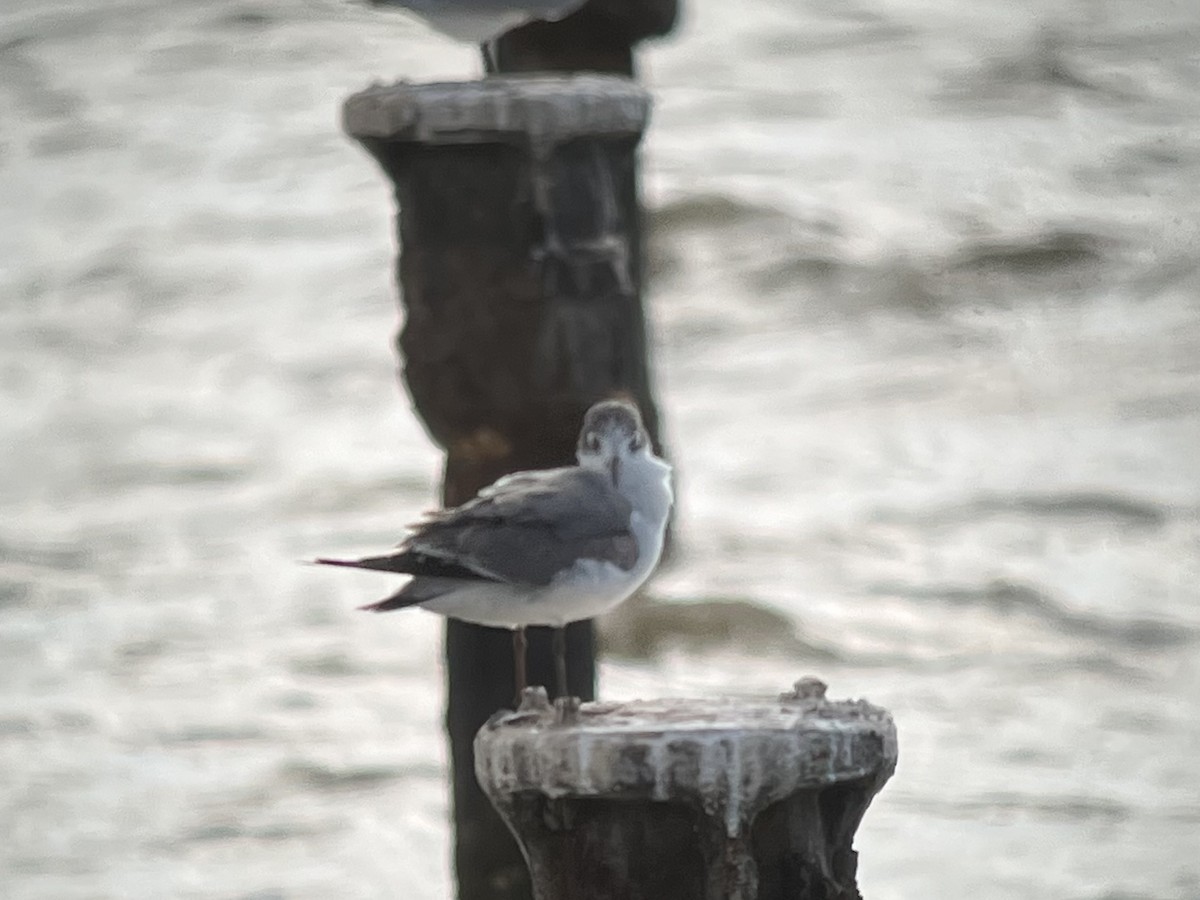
xmin=357 ymin=575 xmax=475 ymax=613
xmin=315 ymin=554 xmax=477 ymax=614
xmin=358 ymin=588 xmax=422 ymax=613
xmin=312 ymin=555 xmax=423 ymax=612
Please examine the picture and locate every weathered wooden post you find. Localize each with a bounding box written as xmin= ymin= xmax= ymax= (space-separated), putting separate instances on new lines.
xmin=476 ymin=678 xmax=898 ymax=899
xmin=342 ymin=72 xmax=664 ymax=899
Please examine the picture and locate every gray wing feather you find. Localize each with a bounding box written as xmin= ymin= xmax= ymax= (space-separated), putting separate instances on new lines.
xmin=405 ymin=467 xmax=636 ymax=586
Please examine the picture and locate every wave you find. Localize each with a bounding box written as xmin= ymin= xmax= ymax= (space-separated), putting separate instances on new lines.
xmin=0 ymin=538 xmax=93 ymax=571
xmin=870 ymin=490 xmax=1171 ymax=532
xmin=599 ymin=593 xmax=843 ymax=662
xmin=948 ymin=229 xmax=1109 ymax=274
xmin=648 ymin=193 xmax=799 ymax=234
xmin=649 ymin=193 xmax=1116 ymax=310
xmin=936 ymin=28 xmax=1143 ymax=114
xmin=181 ymin=821 xmax=329 ymax=844
xmin=869 ymin=578 xmax=1193 ymax=650
xmin=899 ymin=791 xmax=1132 ymax=823
xmin=282 ymin=761 xmax=419 ymax=793
xmin=0 ymin=578 xmax=31 ymax=610
xmin=158 ymin=725 xmax=269 ymax=745
xmin=928 ymin=491 xmax=1169 ymax=530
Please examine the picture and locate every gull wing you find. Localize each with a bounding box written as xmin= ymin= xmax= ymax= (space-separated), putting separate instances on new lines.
xmin=316 ymin=467 xmax=636 ymax=588
xmin=410 ymin=466 xmax=637 ymax=585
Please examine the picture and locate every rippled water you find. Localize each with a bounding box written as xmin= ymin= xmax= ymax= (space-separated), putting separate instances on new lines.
xmin=3 ymin=0 xmax=1199 ymax=898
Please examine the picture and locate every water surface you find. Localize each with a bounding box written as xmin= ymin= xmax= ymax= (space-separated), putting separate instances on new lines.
xmin=2 ymin=0 xmax=1199 ymax=897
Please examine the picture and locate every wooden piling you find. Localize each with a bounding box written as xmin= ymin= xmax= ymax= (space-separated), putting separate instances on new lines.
xmin=476 ymin=679 xmax=898 ymax=900
xmin=343 ymin=75 xmax=662 ymax=900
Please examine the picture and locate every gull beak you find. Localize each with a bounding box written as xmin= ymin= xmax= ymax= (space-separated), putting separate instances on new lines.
xmin=609 ymin=455 xmax=621 ymax=485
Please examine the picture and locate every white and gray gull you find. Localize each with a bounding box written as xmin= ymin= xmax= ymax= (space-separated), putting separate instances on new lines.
xmin=316 ymin=399 xmax=672 ymax=699
xmin=368 ymin=0 xmax=587 ymax=43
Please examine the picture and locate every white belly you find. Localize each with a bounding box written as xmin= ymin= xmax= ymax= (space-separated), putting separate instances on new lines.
xmin=418 ymin=559 xmax=646 ymax=629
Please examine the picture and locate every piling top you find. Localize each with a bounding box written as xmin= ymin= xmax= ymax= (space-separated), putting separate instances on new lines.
xmin=342 ymin=75 xmax=650 ymax=147
xmin=475 ymin=678 xmax=898 ymax=837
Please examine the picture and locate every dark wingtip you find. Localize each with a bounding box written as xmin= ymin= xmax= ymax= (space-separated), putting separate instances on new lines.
xmin=357 ymin=597 xmax=412 ymax=612
xmin=313 ymin=557 xmax=362 ymax=569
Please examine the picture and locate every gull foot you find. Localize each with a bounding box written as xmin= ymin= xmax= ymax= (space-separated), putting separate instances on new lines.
xmin=553 ymin=695 xmax=582 ymax=726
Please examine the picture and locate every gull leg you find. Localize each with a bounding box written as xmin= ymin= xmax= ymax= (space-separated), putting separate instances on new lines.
xmin=552 ymin=626 xmax=568 ymax=700
xmin=513 ymin=626 xmax=527 ymax=704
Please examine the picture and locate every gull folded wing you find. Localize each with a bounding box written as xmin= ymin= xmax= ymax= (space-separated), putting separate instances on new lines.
xmin=409 ymin=467 xmax=637 ymax=586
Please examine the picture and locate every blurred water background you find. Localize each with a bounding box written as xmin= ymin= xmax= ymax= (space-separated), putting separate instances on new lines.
xmin=3 ymin=0 xmax=1199 ymax=897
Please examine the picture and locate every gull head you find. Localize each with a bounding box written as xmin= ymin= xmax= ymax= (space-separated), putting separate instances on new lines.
xmin=576 ymin=399 xmax=649 ymax=484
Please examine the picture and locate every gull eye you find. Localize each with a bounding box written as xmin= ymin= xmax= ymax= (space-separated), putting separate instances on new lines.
xmin=584 ymin=432 xmax=601 ymax=452
xmin=628 ymin=433 xmax=645 ymax=452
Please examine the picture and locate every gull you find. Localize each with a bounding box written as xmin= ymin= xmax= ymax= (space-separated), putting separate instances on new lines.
xmin=316 ymin=399 xmax=672 ymax=699
xmin=366 ymin=0 xmax=588 ymax=43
